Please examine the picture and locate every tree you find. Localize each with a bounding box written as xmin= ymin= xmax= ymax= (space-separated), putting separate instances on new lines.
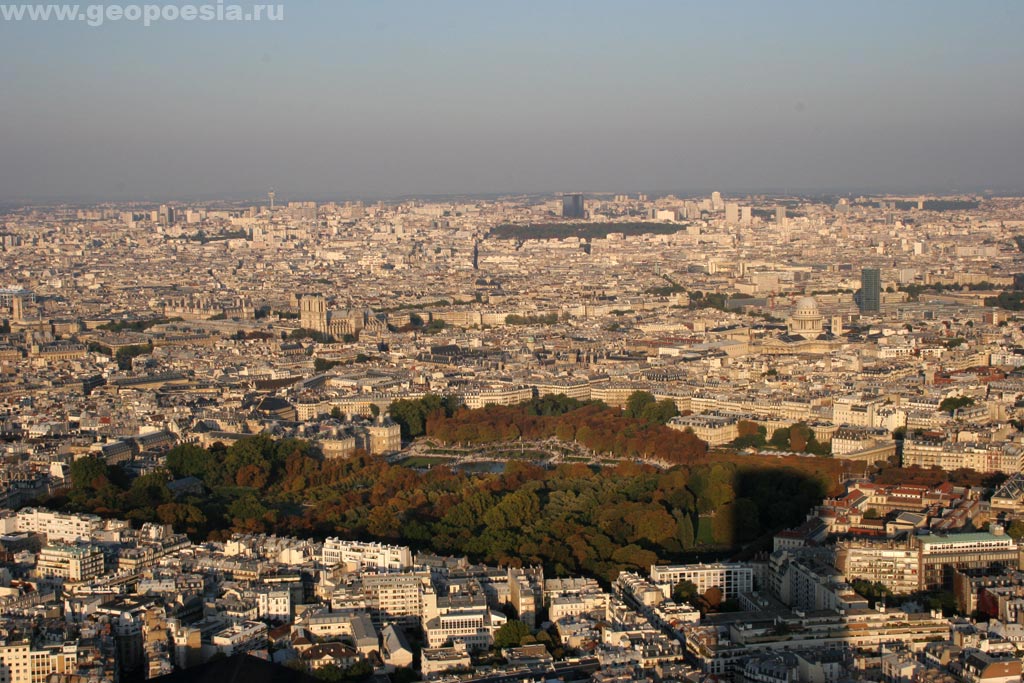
xmin=790 ymin=423 xmax=812 ymax=453
xmin=624 ymin=392 xmax=656 ymax=419
xmin=115 ymin=343 xmax=153 ymax=370
xmin=125 ymin=472 xmax=172 ymax=511
xmin=731 ymin=421 xmax=766 ymax=449
xmin=733 ymin=498 xmax=761 ymax=542
xmin=69 ymin=456 xmax=110 ymax=491
xmin=314 ymin=358 xmax=342 ymax=373
xmin=229 ymin=493 xmax=270 ymax=522
xmin=672 ymin=579 xmax=698 ymax=603
xmin=493 ymin=620 xmax=531 ymax=648
xmin=624 ymin=392 xmax=678 ymax=424
xmin=156 ymin=503 xmax=207 ymax=534
xmin=677 ymin=512 xmax=695 ymax=549
xmin=1006 ymin=520 xmax=1024 ymax=541
xmin=645 ymin=399 xmax=679 ymax=424
xmin=769 ymin=427 xmax=791 ymax=450
xmin=939 ymin=396 xmax=974 ymax=415
xmin=851 ymin=579 xmax=891 ymax=607
xmin=165 ymin=444 xmax=217 ymax=481
xmin=389 ymin=399 xmax=426 ymax=439
xmin=703 ymin=586 xmax=724 ymax=608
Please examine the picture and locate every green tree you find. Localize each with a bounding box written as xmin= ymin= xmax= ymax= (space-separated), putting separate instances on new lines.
xmin=228 ymin=493 xmax=270 ymax=527
xmin=643 ymin=399 xmax=680 ymax=424
xmin=939 ymin=396 xmax=974 ymax=415
xmin=1006 ymin=520 xmax=1024 ymax=541
xmin=165 ymin=444 xmax=217 ymax=481
xmin=494 ymin=620 xmax=531 ymax=648
xmin=483 ymin=489 xmax=540 ymax=531
xmin=769 ymin=427 xmax=791 ymax=450
xmin=389 ymin=399 xmax=426 ymax=439
xmin=125 ymin=472 xmax=172 ymax=511
xmin=676 ymin=511 xmax=695 ymax=549
xmin=624 ymin=391 xmax=656 ymax=419
xmin=672 ymin=579 xmax=698 ymax=603
xmin=314 ymin=358 xmax=342 ymax=373
xmin=69 ymin=456 xmax=110 ymax=491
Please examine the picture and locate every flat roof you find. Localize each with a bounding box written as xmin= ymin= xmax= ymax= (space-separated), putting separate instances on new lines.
xmin=918 ymin=532 xmax=1011 ymax=546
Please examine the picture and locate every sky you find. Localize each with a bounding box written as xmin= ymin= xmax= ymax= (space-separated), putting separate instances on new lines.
xmin=1 ymin=0 xmax=1023 ymax=202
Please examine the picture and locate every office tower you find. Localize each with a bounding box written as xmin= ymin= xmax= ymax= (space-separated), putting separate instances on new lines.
xmin=711 ymin=191 xmax=723 ymax=210
xmin=860 ymin=268 xmax=881 ymax=313
xmin=158 ymin=204 xmax=174 ymax=226
xmin=562 ymin=194 xmax=585 ymax=219
xmin=776 ymin=205 xmax=786 ymax=226
xmin=725 ymin=203 xmax=740 ymax=224
xmin=740 ymin=206 xmax=752 ymax=225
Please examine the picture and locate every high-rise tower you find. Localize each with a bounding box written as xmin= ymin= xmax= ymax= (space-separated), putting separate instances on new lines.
xmin=561 ymin=194 xmax=585 ymax=219
xmin=860 ymin=268 xmax=881 ymax=313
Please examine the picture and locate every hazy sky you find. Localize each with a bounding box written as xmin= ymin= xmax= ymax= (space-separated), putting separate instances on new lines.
xmin=1 ymin=0 xmax=1022 ymax=202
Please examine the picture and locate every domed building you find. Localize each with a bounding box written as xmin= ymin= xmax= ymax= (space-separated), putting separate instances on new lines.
xmin=787 ymin=296 xmax=824 ymax=336
xmin=757 ymin=295 xmax=838 ymax=357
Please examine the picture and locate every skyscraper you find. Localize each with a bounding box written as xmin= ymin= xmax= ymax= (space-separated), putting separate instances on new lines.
xmin=776 ymin=206 xmax=786 ymax=226
xmin=860 ymin=268 xmax=881 ymax=313
xmin=562 ymin=194 xmax=585 ymax=219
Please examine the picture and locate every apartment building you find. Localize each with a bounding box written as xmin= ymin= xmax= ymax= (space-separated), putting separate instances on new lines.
xmin=35 ymin=544 xmax=104 ymax=582
xmin=0 ymin=641 xmax=78 ymax=683
xmin=650 ymin=563 xmax=756 ymax=600
xmin=14 ymin=508 xmax=103 ymax=543
xmin=321 ymin=539 xmax=412 ymax=571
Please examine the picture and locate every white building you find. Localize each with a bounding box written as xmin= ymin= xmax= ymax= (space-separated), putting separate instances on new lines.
xmin=254 ymin=587 xmax=292 ymax=622
xmin=422 ymin=608 xmax=506 ymax=650
xmin=650 ymin=563 xmax=755 ymax=600
xmin=14 ymin=508 xmax=103 ymax=543
xmin=0 ymin=641 xmax=78 ymax=683
xmin=322 ymin=539 xmax=412 ymax=571
xmin=209 ymin=620 xmax=267 ymax=657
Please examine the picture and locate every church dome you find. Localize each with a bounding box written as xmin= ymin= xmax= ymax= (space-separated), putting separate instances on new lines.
xmin=787 ymin=296 xmax=824 ymax=337
xmin=792 ymin=296 xmax=821 ymax=319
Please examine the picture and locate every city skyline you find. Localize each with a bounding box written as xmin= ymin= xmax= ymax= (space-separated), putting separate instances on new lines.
xmin=5 ymin=2 xmax=1024 ymax=680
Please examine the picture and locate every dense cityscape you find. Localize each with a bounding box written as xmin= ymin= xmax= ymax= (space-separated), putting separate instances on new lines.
xmin=0 ymin=192 xmax=1023 ymax=682
xmin=4 ymin=0 xmax=1024 ymax=680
